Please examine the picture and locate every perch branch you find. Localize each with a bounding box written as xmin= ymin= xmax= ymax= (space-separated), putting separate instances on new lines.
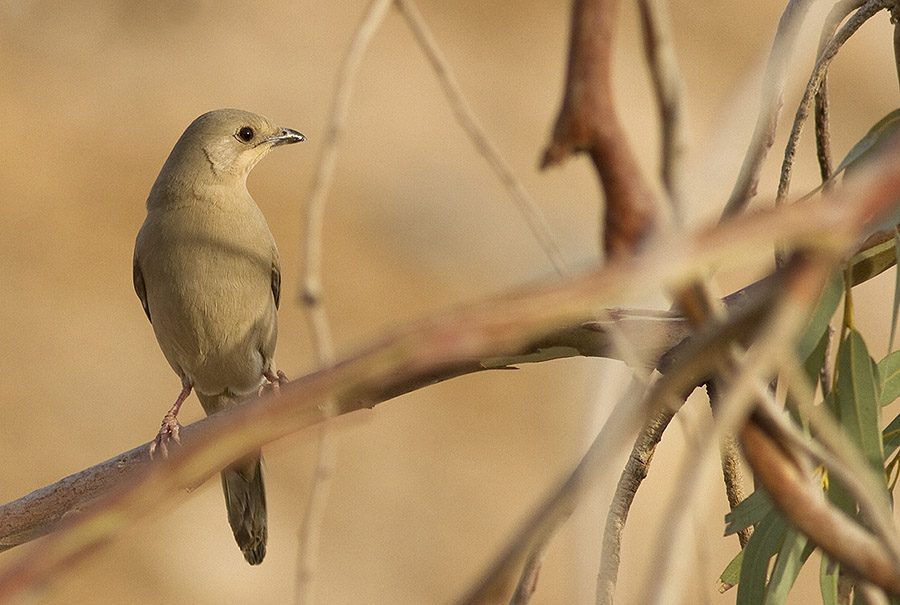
xmin=3 ymin=144 xmax=900 ymax=598
xmin=541 ymin=0 xmax=658 ymax=256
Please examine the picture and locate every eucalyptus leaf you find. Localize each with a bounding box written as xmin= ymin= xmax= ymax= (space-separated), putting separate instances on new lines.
xmin=880 ymin=349 xmax=900 ymax=407
xmin=891 ymin=229 xmax=900 ymax=352
xmin=796 ymin=272 xmax=843 ymax=362
xmin=835 ymin=108 xmax=900 ymax=178
xmin=724 ymin=488 xmax=772 ymax=536
xmin=820 ymin=554 xmax=838 ymax=605
xmin=883 ymin=412 xmax=900 ymax=459
xmin=835 ymin=329 xmax=884 ymax=470
xmin=766 ymin=529 xmax=810 ymax=605
xmin=719 ymin=548 xmax=743 ymax=592
xmin=737 ymin=509 xmax=788 ymax=605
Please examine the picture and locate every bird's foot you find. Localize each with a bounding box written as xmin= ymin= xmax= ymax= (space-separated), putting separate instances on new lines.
xmin=260 ymin=370 xmax=289 ymax=396
xmin=149 ymin=412 xmax=182 ymax=459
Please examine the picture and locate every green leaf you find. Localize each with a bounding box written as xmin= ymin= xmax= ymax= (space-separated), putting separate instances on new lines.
xmin=891 ymin=229 xmax=900 ymax=353
xmin=724 ymin=488 xmax=772 ymax=536
xmin=883 ymin=412 xmax=900 ymax=459
xmin=796 ymin=272 xmax=843 ymax=362
xmin=719 ymin=549 xmax=743 ymax=592
xmin=879 ymin=349 xmax=900 ymax=407
xmin=820 ymin=554 xmax=838 ymax=605
xmin=835 ymin=108 xmax=900 ymax=178
xmin=766 ymin=529 xmax=810 ymax=605
xmin=737 ymin=509 xmax=788 ymax=605
xmin=835 ymin=329 xmax=885 ymax=470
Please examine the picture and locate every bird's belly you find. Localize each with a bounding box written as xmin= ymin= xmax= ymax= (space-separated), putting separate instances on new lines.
xmin=147 ymin=247 xmax=277 ymax=396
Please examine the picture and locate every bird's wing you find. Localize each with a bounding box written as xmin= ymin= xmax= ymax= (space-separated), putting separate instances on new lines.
xmin=271 ymin=257 xmax=281 ymax=310
xmin=133 ymin=255 xmax=152 ymax=322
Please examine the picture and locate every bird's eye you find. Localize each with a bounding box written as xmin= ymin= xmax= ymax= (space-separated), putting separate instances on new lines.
xmin=237 ymin=126 xmax=255 ymax=142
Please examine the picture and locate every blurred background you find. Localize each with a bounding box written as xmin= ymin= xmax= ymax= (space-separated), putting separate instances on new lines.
xmin=0 ymin=0 xmax=898 ymax=602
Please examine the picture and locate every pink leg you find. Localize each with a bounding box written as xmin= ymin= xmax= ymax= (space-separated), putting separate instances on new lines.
xmin=149 ymin=384 xmax=191 ymax=459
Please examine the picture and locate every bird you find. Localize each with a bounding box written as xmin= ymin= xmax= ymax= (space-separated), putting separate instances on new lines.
xmin=133 ymin=109 xmax=305 ymax=565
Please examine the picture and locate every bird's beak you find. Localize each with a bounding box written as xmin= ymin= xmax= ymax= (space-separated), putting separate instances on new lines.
xmin=267 ymin=128 xmax=306 ymax=146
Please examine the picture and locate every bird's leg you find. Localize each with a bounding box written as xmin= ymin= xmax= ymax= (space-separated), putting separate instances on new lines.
xmin=260 ymin=369 xmax=289 ymax=396
xmin=149 ymin=384 xmax=191 ymax=459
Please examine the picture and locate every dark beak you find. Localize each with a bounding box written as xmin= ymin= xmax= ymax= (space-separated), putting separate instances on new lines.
xmin=268 ymin=128 xmax=306 ymax=146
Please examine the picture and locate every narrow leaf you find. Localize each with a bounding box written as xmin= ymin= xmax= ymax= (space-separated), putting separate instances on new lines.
xmin=835 ymin=108 xmax=900 ymax=178
xmin=724 ymin=488 xmax=772 ymax=536
xmin=737 ymin=509 xmax=788 ymax=605
xmin=835 ymin=329 xmax=884 ymax=470
xmin=796 ymin=272 xmax=843 ymax=362
xmin=891 ymin=229 xmax=900 ymax=352
xmin=883 ymin=412 xmax=900 ymax=459
xmin=820 ymin=554 xmax=838 ymax=605
xmin=880 ymin=349 xmax=900 ymax=407
xmin=766 ymin=529 xmax=810 ymax=605
xmin=719 ymin=549 xmax=743 ymax=593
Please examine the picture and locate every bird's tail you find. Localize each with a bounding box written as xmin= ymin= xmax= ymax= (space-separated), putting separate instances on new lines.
xmin=222 ymin=454 xmax=267 ymax=565
xmin=197 ymin=391 xmax=267 ymax=565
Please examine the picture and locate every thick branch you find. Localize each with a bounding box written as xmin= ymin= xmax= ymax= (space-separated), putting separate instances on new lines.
xmin=541 ymin=0 xmax=657 ymax=256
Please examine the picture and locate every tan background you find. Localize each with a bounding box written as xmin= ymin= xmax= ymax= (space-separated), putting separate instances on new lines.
xmin=0 ymin=1 xmax=897 ymax=603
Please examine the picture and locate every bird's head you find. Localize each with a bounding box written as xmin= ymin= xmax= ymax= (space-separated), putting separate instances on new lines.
xmin=161 ymin=109 xmax=305 ymax=187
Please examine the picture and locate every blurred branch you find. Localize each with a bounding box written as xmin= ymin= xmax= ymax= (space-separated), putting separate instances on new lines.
xmin=637 ymin=0 xmax=686 ymax=222
xmin=295 ymin=3 xmax=392 ymax=601
xmin=3 ymin=144 xmax=900 ymax=598
xmin=395 ymin=0 xmax=571 ymax=276
xmin=776 ymin=0 xmax=886 ymax=205
xmin=720 ymin=0 xmax=816 ymax=220
xmin=541 ymin=0 xmax=658 ymax=256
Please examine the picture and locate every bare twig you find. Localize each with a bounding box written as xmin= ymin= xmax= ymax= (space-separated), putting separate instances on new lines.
xmin=720 ymin=0 xmax=817 ymax=220
xmin=814 ymin=1 xmax=867 ymax=186
xmin=295 ymin=3 xmax=393 ymax=601
xmin=776 ymin=0 xmax=887 ymax=205
xmin=596 ymin=408 xmax=675 ymax=605
xmin=395 ymin=0 xmax=571 ymax=276
xmin=637 ymin=0 xmax=687 ymax=223
xmin=542 ymin=0 xmax=658 ymax=256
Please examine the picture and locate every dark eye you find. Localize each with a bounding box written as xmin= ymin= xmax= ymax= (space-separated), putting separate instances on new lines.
xmin=237 ymin=126 xmax=255 ymax=142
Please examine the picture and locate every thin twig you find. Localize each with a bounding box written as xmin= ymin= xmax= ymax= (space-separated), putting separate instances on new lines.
xmin=637 ymin=0 xmax=687 ymax=223
xmin=814 ymin=1 xmax=866 ymax=187
xmin=295 ymin=3 xmax=393 ymax=602
xmin=776 ymin=0 xmax=887 ymax=205
xmin=394 ymin=0 xmax=571 ymax=276
xmin=596 ymin=408 xmax=675 ymax=605
xmin=720 ymin=0 xmax=817 ymax=220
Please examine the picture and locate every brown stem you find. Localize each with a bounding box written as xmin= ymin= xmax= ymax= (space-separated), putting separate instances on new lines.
xmin=542 ymin=0 xmax=657 ymax=256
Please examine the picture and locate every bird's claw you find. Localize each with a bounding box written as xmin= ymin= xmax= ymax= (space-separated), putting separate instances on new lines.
xmin=149 ymin=412 xmax=182 ymax=459
xmin=260 ymin=369 xmax=289 ymax=396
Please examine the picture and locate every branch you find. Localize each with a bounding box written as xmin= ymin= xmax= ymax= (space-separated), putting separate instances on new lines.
xmin=596 ymin=408 xmax=675 ymax=605
xmin=541 ymin=0 xmax=658 ymax=256
xmin=720 ymin=0 xmax=817 ymax=220
xmin=776 ymin=0 xmax=886 ymax=205
xmin=3 ymin=143 xmax=900 ymax=598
